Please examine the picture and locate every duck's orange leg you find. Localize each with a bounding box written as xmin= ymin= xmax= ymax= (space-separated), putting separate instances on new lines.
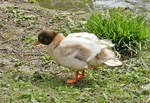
xmin=66 ymin=71 xmax=79 ymax=84
xmin=78 ymin=70 xmax=85 ymax=79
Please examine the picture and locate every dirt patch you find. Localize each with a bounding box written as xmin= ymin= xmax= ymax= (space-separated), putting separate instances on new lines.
xmin=0 ymin=0 xmax=89 ymax=74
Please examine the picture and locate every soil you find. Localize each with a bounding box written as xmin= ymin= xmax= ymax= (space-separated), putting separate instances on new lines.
xmin=0 ymin=0 xmax=89 ymax=74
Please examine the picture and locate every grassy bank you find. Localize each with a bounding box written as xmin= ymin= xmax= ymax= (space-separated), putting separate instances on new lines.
xmin=87 ymin=8 xmax=150 ymax=56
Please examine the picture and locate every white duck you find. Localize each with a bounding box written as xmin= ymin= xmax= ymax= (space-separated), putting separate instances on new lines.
xmin=34 ymin=31 xmax=122 ymax=84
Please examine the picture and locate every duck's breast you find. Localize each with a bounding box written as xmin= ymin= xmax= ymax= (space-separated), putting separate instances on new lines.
xmin=47 ymin=44 xmax=88 ymax=70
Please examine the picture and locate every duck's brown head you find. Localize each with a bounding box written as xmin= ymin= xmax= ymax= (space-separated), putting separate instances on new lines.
xmin=34 ymin=31 xmax=57 ymax=46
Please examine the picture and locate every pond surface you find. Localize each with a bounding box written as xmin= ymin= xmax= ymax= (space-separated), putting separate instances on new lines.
xmin=39 ymin=0 xmax=150 ymax=14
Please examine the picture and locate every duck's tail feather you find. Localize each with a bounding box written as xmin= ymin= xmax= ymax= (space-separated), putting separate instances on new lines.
xmin=98 ymin=39 xmax=114 ymax=47
xmin=104 ymin=59 xmax=122 ymax=67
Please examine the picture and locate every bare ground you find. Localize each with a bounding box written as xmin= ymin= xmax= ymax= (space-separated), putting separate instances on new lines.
xmin=0 ymin=0 xmax=89 ymax=75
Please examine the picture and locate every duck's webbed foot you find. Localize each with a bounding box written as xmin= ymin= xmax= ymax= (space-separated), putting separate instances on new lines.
xmin=66 ymin=70 xmax=85 ymax=84
xmin=78 ymin=70 xmax=85 ymax=79
xmin=66 ymin=71 xmax=79 ymax=84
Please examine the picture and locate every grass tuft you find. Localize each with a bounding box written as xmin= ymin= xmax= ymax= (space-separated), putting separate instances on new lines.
xmin=28 ymin=0 xmax=38 ymax=3
xmin=87 ymin=8 xmax=150 ymax=56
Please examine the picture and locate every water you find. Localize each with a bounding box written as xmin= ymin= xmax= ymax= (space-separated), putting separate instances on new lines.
xmin=39 ymin=0 xmax=150 ymax=14
xmin=38 ymin=0 xmax=93 ymax=11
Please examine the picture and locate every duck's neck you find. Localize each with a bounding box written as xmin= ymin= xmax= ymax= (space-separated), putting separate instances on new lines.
xmin=54 ymin=34 xmax=65 ymax=43
xmin=51 ymin=34 xmax=65 ymax=48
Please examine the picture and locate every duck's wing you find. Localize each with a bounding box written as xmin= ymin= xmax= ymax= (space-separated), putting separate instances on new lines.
xmin=98 ymin=39 xmax=114 ymax=48
xmin=67 ymin=32 xmax=114 ymax=48
xmin=60 ymin=37 xmax=106 ymax=62
xmin=66 ymin=32 xmax=99 ymax=41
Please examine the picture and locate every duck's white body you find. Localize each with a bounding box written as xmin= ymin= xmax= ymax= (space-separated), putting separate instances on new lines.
xmin=47 ymin=32 xmax=122 ymax=70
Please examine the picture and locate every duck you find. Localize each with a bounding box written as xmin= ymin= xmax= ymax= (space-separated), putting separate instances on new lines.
xmin=34 ymin=30 xmax=122 ymax=84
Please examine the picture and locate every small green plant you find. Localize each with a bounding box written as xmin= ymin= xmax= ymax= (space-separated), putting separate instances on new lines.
xmin=32 ymin=71 xmax=49 ymax=81
xmin=14 ymin=60 xmax=25 ymax=67
xmin=0 ymin=20 xmax=4 ymax=27
xmin=53 ymin=17 xmax=87 ymax=35
xmin=42 ymin=54 xmax=54 ymax=65
xmin=5 ymin=6 xmax=38 ymax=22
xmin=87 ymin=8 xmax=150 ymax=56
xmin=19 ymin=92 xmax=48 ymax=102
xmin=18 ymin=15 xmax=37 ymax=20
xmin=22 ymin=35 xmax=36 ymax=45
xmin=49 ymin=12 xmax=70 ymax=23
xmin=28 ymin=0 xmax=38 ymax=3
xmin=20 ymin=35 xmax=36 ymax=50
xmin=5 ymin=6 xmax=18 ymax=12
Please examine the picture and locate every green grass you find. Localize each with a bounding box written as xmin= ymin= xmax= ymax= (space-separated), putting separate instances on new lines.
xmin=19 ymin=35 xmax=37 ymax=50
xmin=0 ymin=64 xmax=150 ymax=103
xmin=0 ymin=20 xmax=4 ymax=27
xmin=50 ymin=12 xmax=87 ymax=36
xmin=28 ymin=0 xmax=38 ymax=3
xmin=87 ymin=8 xmax=150 ymax=56
xmin=5 ymin=6 xmax=38 ymax=23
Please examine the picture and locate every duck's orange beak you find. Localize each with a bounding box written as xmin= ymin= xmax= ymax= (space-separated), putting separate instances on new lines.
xmin=34 ymin=41 xmax=40 ymax=46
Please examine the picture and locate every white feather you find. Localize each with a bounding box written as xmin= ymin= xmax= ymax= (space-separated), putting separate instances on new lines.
xmin=47 ymin=32 xmax=122 ymax=70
